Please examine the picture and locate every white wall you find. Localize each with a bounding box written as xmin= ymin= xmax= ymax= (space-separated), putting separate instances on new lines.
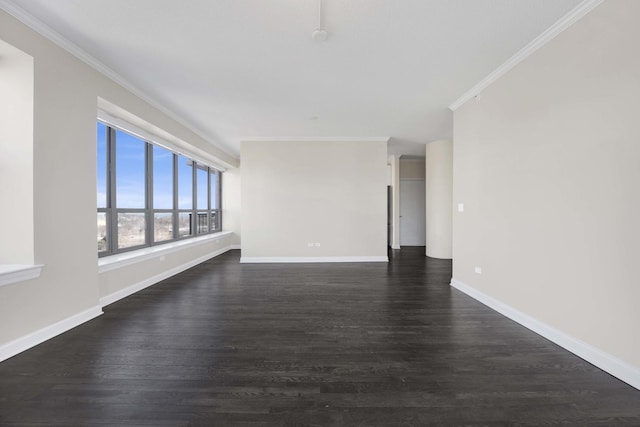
xmin=241 ymin=140 xmax=388 ymax=261
xmin=0 ymin=39 xmax=33 ymax=264
xmin=98 ymin=233 xmax=234 ymax=305
xmin=222 ymin=166 xmax=242 ymax=247
xmin=0 ymin=10 xmax=238 ymax=354
xmin=453 ymin=0 xmax=640 ymax=378
xmin=425 ymin=140 xmax=452 ymax=259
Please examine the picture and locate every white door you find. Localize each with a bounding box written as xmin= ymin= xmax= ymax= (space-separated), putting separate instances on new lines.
xmin=400 ymin=179 xmax=426 ymax=246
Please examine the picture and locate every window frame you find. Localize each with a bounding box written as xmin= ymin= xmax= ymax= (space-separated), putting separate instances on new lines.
xmin=98 ymin=121 xmax=222 ymax=257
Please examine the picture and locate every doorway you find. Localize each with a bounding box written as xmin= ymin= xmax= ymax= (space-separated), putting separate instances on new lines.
xmin=399 ymin=179 xmax=426 ymax=246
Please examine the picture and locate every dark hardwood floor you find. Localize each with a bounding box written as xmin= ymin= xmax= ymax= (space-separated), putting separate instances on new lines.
xmin=1 ymin=247 xmax=639 ymax=426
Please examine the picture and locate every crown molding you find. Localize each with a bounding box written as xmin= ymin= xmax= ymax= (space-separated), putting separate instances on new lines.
xmin=0 ymin=0 xmax=238 ymax=160
xmin=448 ymin=0 xmax=605 ymax=111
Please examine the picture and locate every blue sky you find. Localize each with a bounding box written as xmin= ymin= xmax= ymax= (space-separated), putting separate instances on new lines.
xmin=97 ymin=122 xmax=212 ymax=210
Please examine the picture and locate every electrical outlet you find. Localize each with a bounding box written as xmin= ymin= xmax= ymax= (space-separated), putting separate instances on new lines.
xmin=458 ymin=203 xmax=464 ymax=213
xmin=474 ymin=266 xmax=482 ymax=274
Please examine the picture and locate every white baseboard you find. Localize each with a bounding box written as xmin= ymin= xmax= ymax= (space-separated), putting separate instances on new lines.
xmin=240 ymin=256 xmax=389 ymax=263
xmin=450 ymin=278 xmax=640 ymax=391
xmin=229 ymin=244 xmax=241 ymax=250
xmin=100 ymin=245 xmax=233 ymax=307
xmin=0 ymin=246 xmax=234 ymax=363
xmin=0 ymin=305 xmax=103 ymax=363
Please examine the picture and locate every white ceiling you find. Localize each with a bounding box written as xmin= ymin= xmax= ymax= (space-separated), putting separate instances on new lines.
xmin=6 ymin=0 xmax=582 ymax=158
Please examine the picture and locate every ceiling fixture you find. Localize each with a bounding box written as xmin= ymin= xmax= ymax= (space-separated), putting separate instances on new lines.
xmin=311 ymin=0 xmax=328 ymax=42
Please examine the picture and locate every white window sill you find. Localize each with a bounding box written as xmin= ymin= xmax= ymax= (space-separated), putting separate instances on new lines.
xmin=0 ymin=264 xmax=44 ymax=287
xmin=98 ymin=231 xmax=232 ymax=273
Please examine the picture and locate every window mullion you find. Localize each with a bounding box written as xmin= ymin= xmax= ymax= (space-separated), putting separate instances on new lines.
xmin=146 ymin=142 xmax=153 ymax=246
xmin=192 ymin=161 xmax=197 ymax=235
xmin=207 ymin=167 xmax=211 ymax=233
xmin=108 ymin=126 xmax=118 ymax=254
xmin=217 ymin=171 xmax=222 ymax=231
xmin=173 ymin=153 xmax=178 ymax=240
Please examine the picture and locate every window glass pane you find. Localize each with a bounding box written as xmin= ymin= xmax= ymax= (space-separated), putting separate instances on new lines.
xmin=154 ymin=212 xmax=173 ymax=242
xmin=153 ymin=145 xmax=173 ymax=209
xmin=197 ymin=166 xmax=208 ymax=210
xmin=196 ymin=211 xmax=208 ymax=234
xmin=97 ymin=212 xmax=108 ymax=252
xmin=210 ymin=171 xmax=218 ymax=209
xmin=178 ymin=212 xmax=192 ymax=238
xmin=210 ymin=211 xmax=219 ymax=231
xmin=116 ymin=130 xmax=146 ymax=208
xmin=178 ymin=155 xmax=193 ymax=209
xmin=97 ymin=123 xmax=108 ymax=209
xmin=118 ymin=212 xmax=146 ymax=249
xmin=96 ymin=121 xmax=223 ymax=253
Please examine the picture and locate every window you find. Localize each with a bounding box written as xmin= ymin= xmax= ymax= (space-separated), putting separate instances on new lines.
xmin=153 ymin=145 xmax=174 ymax=243
xmin=196 ymin=165 xmax=209 ymax=234
xmin=96 ymin=123 xmax=108 ymax=252
xmin=177 ymin=155 xmax=193 ymax=238
xmin=210 ymin=169 xmax=221 ymax=231
xmin=115 ymin=129 xmax=146 ymax=250
xmin=97 ymin=121 xmax=222 ymax=256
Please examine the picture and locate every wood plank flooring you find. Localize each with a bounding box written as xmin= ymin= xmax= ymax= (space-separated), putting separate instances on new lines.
xmin=1 ymin=247 xmax=639 ymax=426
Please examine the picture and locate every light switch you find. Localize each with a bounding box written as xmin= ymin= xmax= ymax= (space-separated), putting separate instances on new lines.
xmin=458 ymin=203 xmax=464 ymax=213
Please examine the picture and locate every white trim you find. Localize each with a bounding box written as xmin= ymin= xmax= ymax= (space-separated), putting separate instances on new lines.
xmin=448 ymin=0 xmax=604 ymax=111
xmin=98 ymin=231 xmax=232 ymax=273
xmin=240 ymin=256 xmax=388 ymax=263
xmin=229 ymin=244 xmax=242 ymax=250
xmin=0 ymin=0 xmax=238 ymax=159
xmin=100 ymin=245 xmax=233 ymax=307
xmin=399 ymin=178 xmax=425 ymax=181
xmin=0 ymin=306 xmax=103 ymax=363
xmin=0 ymin=264 xmax=43 ymax=287
xmin=240 ymin=137 xmax=390 ymax=143
xmin=450 ymin=278 xmax=640 ymax=391
xmin=391 ymin=245 xmax=401 ymax=250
